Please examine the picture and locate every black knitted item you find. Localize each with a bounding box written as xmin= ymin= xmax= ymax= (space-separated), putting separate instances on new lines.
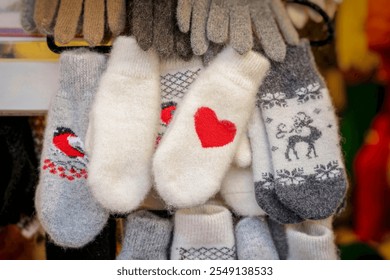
xmin=0 ymin=117 xmax=38 ymax=226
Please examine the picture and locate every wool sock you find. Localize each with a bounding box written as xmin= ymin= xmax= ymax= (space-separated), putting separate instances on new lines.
xmin=258 ymin=41 xmax=347 ymax=220
xmin=286 ymin=218 xmax=338 ymax=259
xmin=54 ymin=0 xmax=83 ymax=44
xmin=46 ymin=217 xmax=116 ymax=260
xmin=268 ymin=218 xmax=288 ymax=260
xmin=83 ymin=0 xmax=105 ymax=46
xmin=106 ymin=0 xmax=126 ymax=37
xmin=86 ymin=36 xmax=160 ymax=213
xmin=21 ymin=0 xmax=36 ymax=33
xmin=249 ymin=107 xmax=303 ymax=224
xmin=34 ymin=0 xmax=59 ymax=35
xmin=117 ymin=210 xmax=173 ymax=260
xmin=171 ymin=204 xmax=236 ymax=260
xmin=220 ymin=165 xmax=265 ymax=217
xmin=235 ymin=216 xmax=279 ymax=260
xmin=153 ymin=46 xmax=270 ymax=208
xmin=35 ymin=49 xmax=109 ymax=248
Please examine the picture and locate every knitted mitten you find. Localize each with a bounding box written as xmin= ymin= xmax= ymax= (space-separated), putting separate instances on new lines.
xmin=35 ymin=49 xmax=109 ymax=248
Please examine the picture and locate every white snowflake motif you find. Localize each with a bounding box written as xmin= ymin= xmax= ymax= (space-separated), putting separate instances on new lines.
xmin=260 ymin=172 xmax=274 ymax=190
xmin=314 ymin=161 xmax=341 ymax=180
xmin=259 ymin=92 xmax=287 ymax=109
xmin=276 ymin=168 xmax=305 ymax=186
xmin=296 ymin=82 xmax=322 ymax=104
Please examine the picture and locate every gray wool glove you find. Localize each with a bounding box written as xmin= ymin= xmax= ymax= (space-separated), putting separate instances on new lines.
xmin=207 ymin=0 xmax=299 ymax=60
xmin=177 ymin=0 xmax=211 ymax=55
xmin=131 ymin=0 xmax=193 ymax=59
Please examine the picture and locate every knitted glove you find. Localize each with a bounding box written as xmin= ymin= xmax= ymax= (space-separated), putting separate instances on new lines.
xmin=33 ymin=0 xmax=126 ymax=46
xmin=130 ymin=0 xmax=193 ymax=60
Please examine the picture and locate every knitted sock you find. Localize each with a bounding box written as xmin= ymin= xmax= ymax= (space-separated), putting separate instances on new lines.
xmin=106 ymin=0 xmax=126 ymax=37
xmin=286 ymin=218 xmax=338 ymax=260
xmin=117 ymin=210 xmax=173 ymax=260
xmin=46 ymin=217 xmax=116 ymax=260
xmin=258 ymin=41 xmax=347 ymax=220
xmin=153 ymin=46 xmax=270 ymax=208
xmin=235 ymin=216 xmax=279 ymax=260
xmin=249 ymin=107 xmax=303 ymax=224
xmin=268 ymin=218 xmax=289 ymax=260
xmin=35 ymin=49 xmax=109 ymax=248
xmin=83 ymin=0 xmax=105 ymax=46
xmin=220 ymin=165 xmax=265 ymax=217
xmin=86 ymin=36 xmax=160 ymax=213
xmin=34 ymin=0 xmax=59 ymax=35
xmin=21 ymin=0 xmax=36 ymax=33
xmin=171 ymin=204 xmax=236 ymax=260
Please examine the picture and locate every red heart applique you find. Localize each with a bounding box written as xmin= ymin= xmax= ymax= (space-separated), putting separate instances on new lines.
xmin=194 ymin=107 xmax=236 ymax=148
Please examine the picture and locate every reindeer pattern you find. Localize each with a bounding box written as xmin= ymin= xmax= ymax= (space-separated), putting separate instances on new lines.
xmin=276 ymin=112 xmax=322 ymax=161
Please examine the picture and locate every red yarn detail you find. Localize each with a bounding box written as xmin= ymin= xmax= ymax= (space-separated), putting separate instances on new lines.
xmin=194 ymin=107 xmax=236 ymax=148
xmin=161 ymin=105 xmax=176 ymax=125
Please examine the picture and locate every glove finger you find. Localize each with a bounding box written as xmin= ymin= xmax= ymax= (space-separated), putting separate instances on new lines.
xmin=83 ymin=0 xmax=105 ymax=46
xmin=21 ymin=0 xmax=37 ymax=32
xmin=132 ymin=0 xmax=154 ymax=50
xmin=34 ymin=0 xmax=59 ymax=35
xmin=153 ymin=0 xmax=175 ymax=58
xmin=285 ymin=3 xmax=308 ymax=29
xmin=269 ymin=0 xmax=299 ymax=46
xmin=251 ymin=0 xmax=286 ymax=62
xmin=202 ymin=41 xmax=223 ymax=66
xmin=177 ymin=0 xmax=193 ymax=33
xmin=308 ymin=0 xmax=326 ymax=23
xmin=325 ymin=0 xmax=338 ymax=19
xmin=54 ymin=0 xmax=83 ymax=44
xmin=107 ymin=0 xmax=126 ymax=37
xmin=190 ymin=0 xmax=210 ymax=55
xmin=174 ymin=20 xmax=193 ymax=60
xmin=207 ymin=0 xmax=229 ymax=44
xmin=230 ymin=2 xmax=253 ymax=54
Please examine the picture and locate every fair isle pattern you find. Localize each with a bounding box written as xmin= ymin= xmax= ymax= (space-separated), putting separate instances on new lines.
xmin=160 ymin=69 xmax=201 ymax=101
xmin=179 ymin=246 xmax=236 ymax=260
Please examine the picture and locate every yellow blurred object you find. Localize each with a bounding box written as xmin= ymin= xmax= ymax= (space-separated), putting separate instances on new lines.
xmin=2 ymin=41 xmax=59 ymax=61
xmin=324 ymin=68 xmax=347 ymax=112
xmin=336 ymin=0 xmax=379 ymax=73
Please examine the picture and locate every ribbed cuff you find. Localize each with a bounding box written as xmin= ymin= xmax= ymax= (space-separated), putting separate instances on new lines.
xmin=174 ymin=204 xmax=234 ymax=245
xmin=286 ymin=220 xmax=338 ymax=260
xmin=210 ymin=46 xmax=270 ymax=89
xmin=126 ymin=210 xmax=172 ymax=245
xmin=107 ymin=36 xmax=159 ymax=77
xmin=59 ymin=49 xmax=107 ymax=96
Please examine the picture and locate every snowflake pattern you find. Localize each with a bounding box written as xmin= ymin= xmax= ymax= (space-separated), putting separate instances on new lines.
xmin=296 ymin=83 xmax=322 ymax=104
xmin=276 ymin=168 xmax=305 ymax=186
xmin=314 ymin=161 xmax=342 ymax=180
xmin=259 ymin=172 xmax=275 ymax=190
xmin=258 ymin=92 xmax=287 ymax=109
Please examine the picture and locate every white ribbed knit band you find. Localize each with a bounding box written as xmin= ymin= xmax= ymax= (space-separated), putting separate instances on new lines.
xmin=171 ymin=204 xmax=236 ymax=260
xmin=286 ymin=218 xmax=338 ymax=260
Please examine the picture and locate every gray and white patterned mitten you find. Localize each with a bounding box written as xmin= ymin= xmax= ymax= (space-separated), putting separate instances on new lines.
xmin=256 ymin=40 xmax=347 ymax=220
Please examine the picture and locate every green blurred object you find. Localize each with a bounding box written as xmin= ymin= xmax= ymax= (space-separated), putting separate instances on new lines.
xmin=339 ymin=242 xmax=384 ymax=260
